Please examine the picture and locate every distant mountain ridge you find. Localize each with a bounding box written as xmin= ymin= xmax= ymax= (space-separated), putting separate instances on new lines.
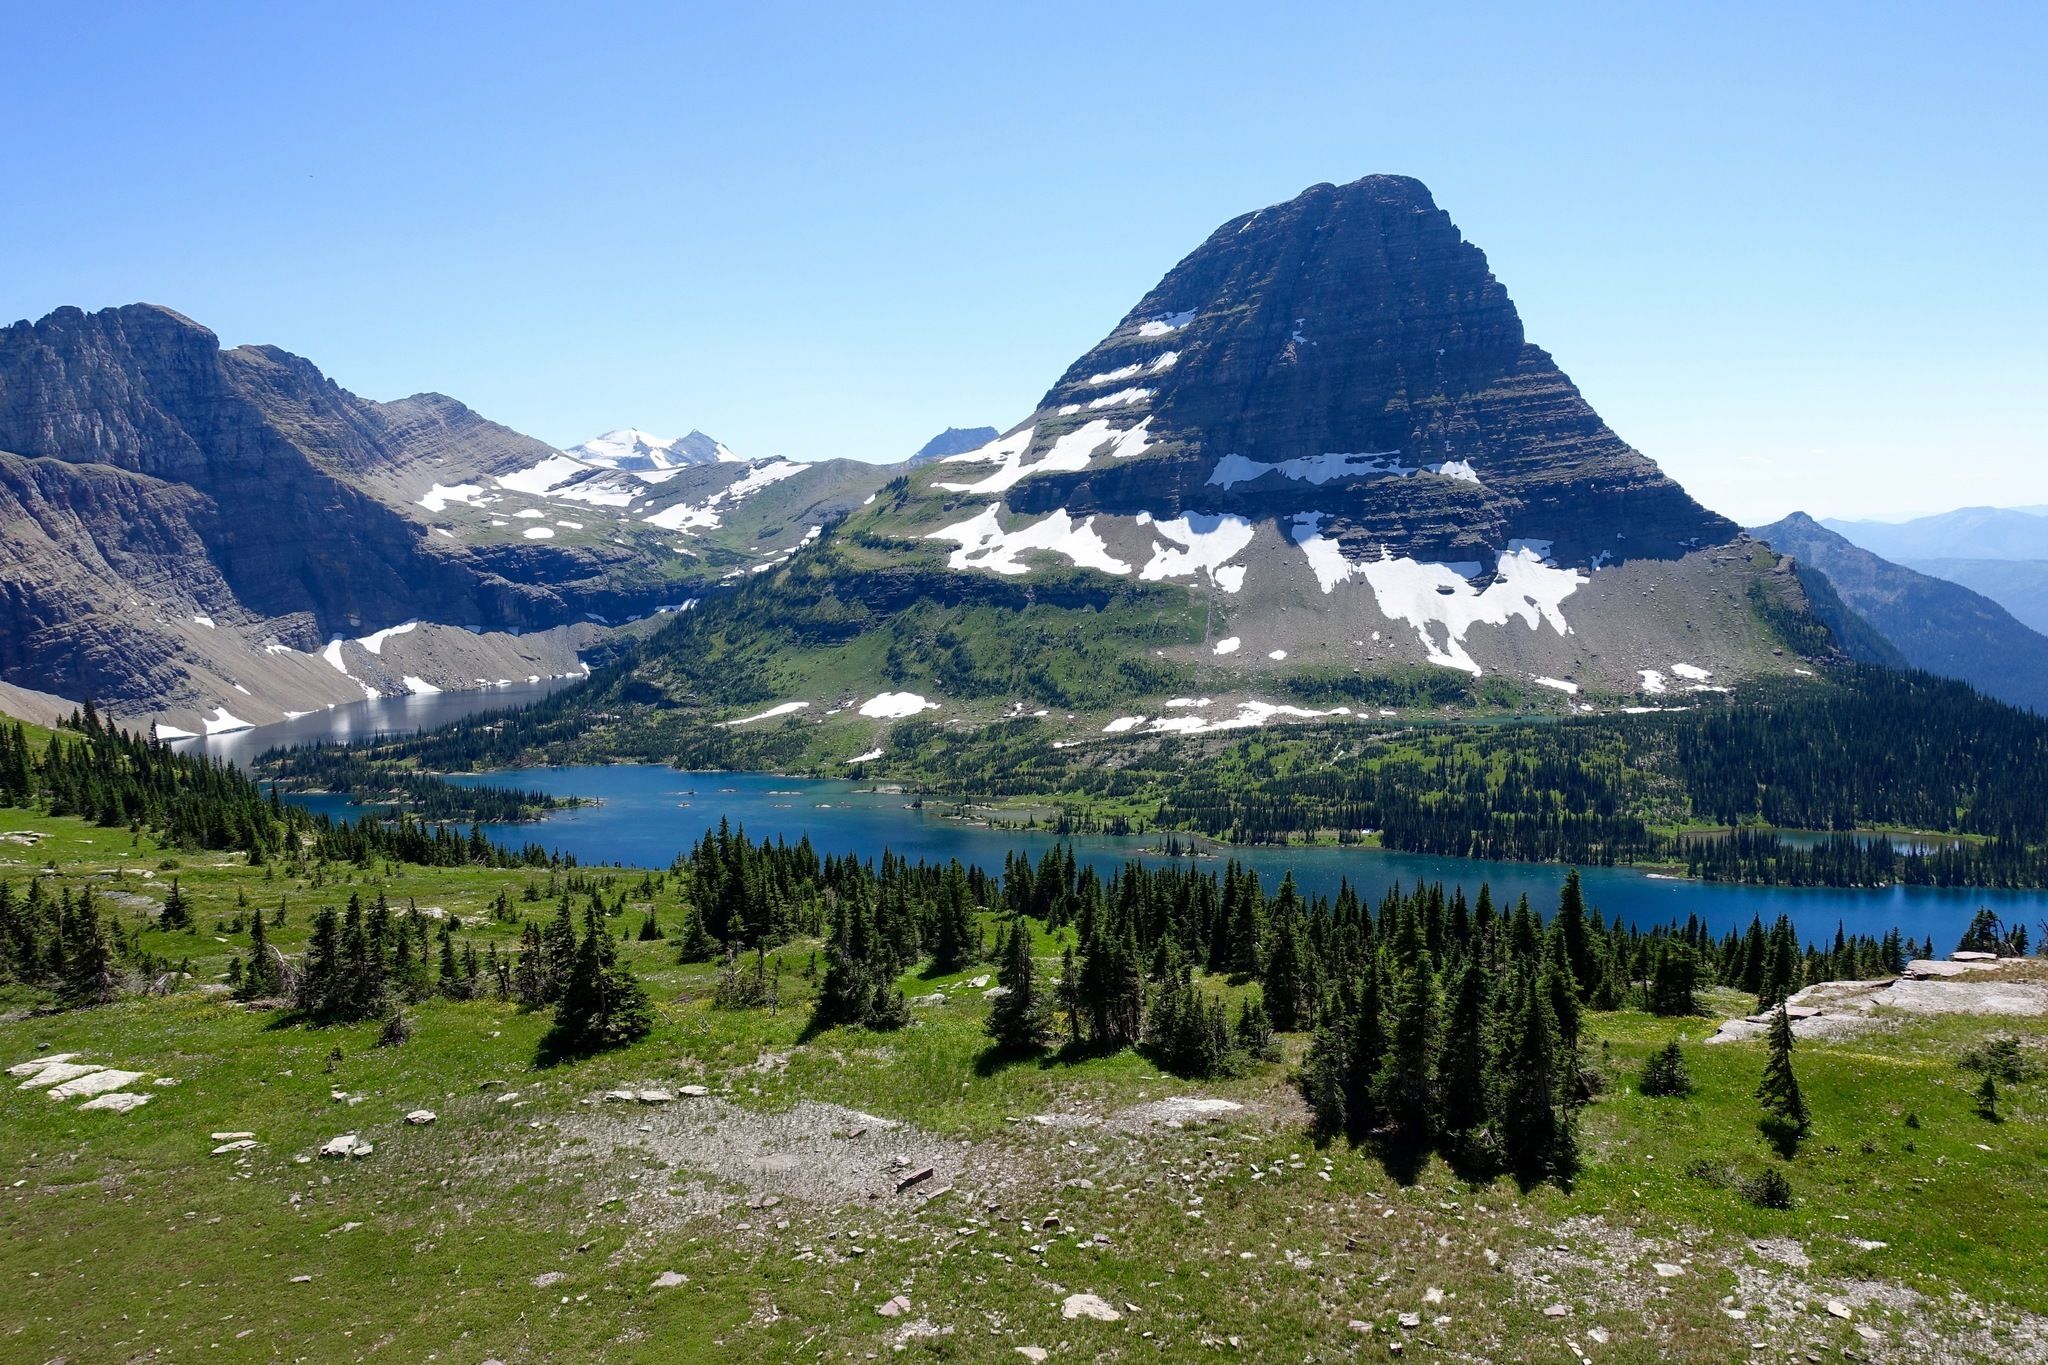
xmin=1819 ymin=504 xmax=2048 ymax=643
xmin=1823 ymin=506 xmax=2048 ymax=561
xmin=567 ymin=427 xmax=743 ymax=470
xmin=1752 ymin=513 xmax=2048 ymax=714
xmin=910 ymin=427 xmax=1000 ymax=464
xmin=0 ymin=306 xmax=889 ymax=731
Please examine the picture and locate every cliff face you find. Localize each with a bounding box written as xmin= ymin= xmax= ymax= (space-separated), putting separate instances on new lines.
xmin=0 ymin=305 xmax=736 ymax=722
xmin=1004 ymin=175 xmax=1731 ymax=567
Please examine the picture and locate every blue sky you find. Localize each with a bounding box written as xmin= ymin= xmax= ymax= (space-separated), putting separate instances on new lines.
xmin=6 ymin=2 xmax=2042 ymax=522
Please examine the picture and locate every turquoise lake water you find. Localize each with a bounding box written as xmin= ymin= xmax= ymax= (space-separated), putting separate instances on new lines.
xmin=197 ymin=687 xmax=2047 ymax=950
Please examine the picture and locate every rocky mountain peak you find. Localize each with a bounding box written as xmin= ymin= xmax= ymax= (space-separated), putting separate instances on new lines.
xmin=971 ymin=173 xmax=1730 ymax=568
xmin=568 ymin=428 xmax=740 ymax=470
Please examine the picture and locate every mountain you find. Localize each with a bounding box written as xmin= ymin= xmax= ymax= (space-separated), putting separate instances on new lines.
xmin=1896 ymin=558 xmax=2048 ymax=635
xmin=1752 ymin=513 xmax=2048 ymax=713
xmin=566 ymin=427 xmax=743 ymax=470
xmin=1821 ymin=506 xmax=2048 ymax=634
xmin=909 ymin=426 xmax=999 ymax=464
xmin=0 ymin=306 xmax=890 ymax=731
xmin=1823 ymin=506 xmax=2048 ymax=561
xmin=587 ymin=175 xmax=1836 ymax=755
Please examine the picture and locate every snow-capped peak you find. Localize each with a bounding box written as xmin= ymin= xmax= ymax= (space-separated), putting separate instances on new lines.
xmin=566 ymin=428 xmax=743 ymax=471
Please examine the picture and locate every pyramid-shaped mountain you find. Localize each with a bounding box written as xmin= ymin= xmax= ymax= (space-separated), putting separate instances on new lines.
xmin=616 ymin=175 xmax=1824 ymax=743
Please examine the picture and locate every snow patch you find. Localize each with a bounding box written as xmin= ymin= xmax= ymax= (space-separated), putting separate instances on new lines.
xmin=1103 ymin=715 xmax=1147 ymax=733
xmin=191 ymin=614 xmax=214 ymax=629
xmin=1671 ymin=663 xmax=1712 ymax=681
xmin=555 ymin=519 xmax=584 ymax=530
xmin=859 ymin=691 xmax=938 ymax=719
xmin=1137 ymin=309 xmax=1195 ymax=336
xmin=927 ymin=504 xmax=1132 ymax=577
xmin=153 ymin=724 xmax=196 ymax=741
xmin=1532 ymin=676 xmax=1579 ymax=695
xmin=848 ymin=747 xmax=885 ymax=764
xmin=726 ymin=701 xmax=810 ymax=726
xmin=934 ymin=420 xmax=1146 ymax=496
xmin=640 ymin=460 xmax=806 ymax=533
xmin=1086 ymin=386 xmax=1152 ymax=410
xmin=1268 ymin=649 xmax=1288 ymax=660
xmin=1140 ymin=513 xmax=1255 ymax=593
xmin=522 ymin=526 xmax=555 ymax=539
xmin=1436 ymin=460 xmax=1480 ymax=484
xmin=402 ymin=676 xmax=442 ymax=695
xmin=418 ymin=482 xmax=486 ymax=512
xmin=203 ymin=707 xmax=252 ymax=735
xmin=496 ymin=454 xmax=589 ymax=496
xmin=1212 ymin=637 xmax=1241 ymax=656
xmin=357 ymin=621 xmax=418 ymax=656
xmin=1291 ymin=516 xmax=1586 ymax=676
xmin=1209 ymin=450 xmax=1412 ymax=489
xmin=1639 ymin=670 xmax=1668 ymax=694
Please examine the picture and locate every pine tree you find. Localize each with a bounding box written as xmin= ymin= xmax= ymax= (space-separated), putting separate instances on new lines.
xmin=159 ymin=878 xmax=191 ymax=931
xmin=1261 ymin=876 xmax=1314 ymax=1031
xmin=1974 ymin=1073 xmax=1999 ymax=1120
xmin=1638 ymin=1040 xmax=1692 ymax=1097
xmin=1373 ymin=951 xmax=1438 ymax=1148
xmin=1233 ymin=994 xmax=1277 ymax=1061
xmin=1497 ymin=973 xmax=1573 ymax=1181
xmin=986 ymin=917 xmax=1052 ymax=1053
xmin=540 ymin=907 xmax=653 ymax=1059
xmin=1646 ymin=940 xmax=1700 ymax=1016
xmin=673 ymin=903 xmax=720 ymax=962
xmin=1437 ymin=956 xmax=1491 ymax=1137
xmin=1756 ymin=1003 xmax=1809 ymax=1152
xmin=929 ymin=862 xmax=980 ymax=972
xmin=235 ymin=908 xmax=282 ymax=1000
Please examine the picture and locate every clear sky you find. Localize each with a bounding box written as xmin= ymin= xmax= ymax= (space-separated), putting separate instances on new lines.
xmin=6 ymin=2 xmax=2042 ymax=524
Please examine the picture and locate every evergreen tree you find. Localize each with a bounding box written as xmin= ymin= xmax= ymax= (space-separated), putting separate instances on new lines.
xmin=673 ymin=903 xmax=720 ymax=962
xmin=1233 ymin=993 xmax=1278 ymax=1062
xmin=1497 ymin=974 xmax=1574 ymax=1180
xmin=1373 ymin=950 xmax=1438 ymax=1148
xmin=1756 ymin=1004 xmax=1810 ymax=1152
xmin=234 ymin=908 xmax=282 ymax=1000
xmin=1261 ymin=875 xmax=1314 ymax=1032
xmin=540 ymin=907 xmax=653 ymax=1059
xmin=1646 ymin=940 xmax=1701 ymax=1016
xmin=159 ymin=878 xmax=191 ymax=931
xmin=986 ymin=917 xmax=1052 ymax=1053
xmin=1437 ymin=957 xmax=1491 ymax=1137
xmin=1638 ymin=1040 xmax=1692 ymax=1097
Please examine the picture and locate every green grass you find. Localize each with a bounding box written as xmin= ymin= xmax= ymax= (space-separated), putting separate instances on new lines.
xmin=4 ymin=808 xmax=2046 ymax=1362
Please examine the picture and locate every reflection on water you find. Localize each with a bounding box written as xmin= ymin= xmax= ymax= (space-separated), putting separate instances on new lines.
xmin=172 ymin=680 xmax=572 ymax=768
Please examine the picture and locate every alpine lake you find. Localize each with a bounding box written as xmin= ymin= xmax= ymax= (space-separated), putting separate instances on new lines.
xmin=182 ymin=683 xmax=2048 ymax=949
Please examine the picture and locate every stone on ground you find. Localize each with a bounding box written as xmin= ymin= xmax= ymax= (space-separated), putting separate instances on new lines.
xmin=7 ymin=1052 xmax=81 ymax=1077
xmin=1061 ymin=1292 xmax=1122 ymax=1322
xmin=79 ymin=1092 xmax=150 ymax=1112
xmin=651 ymin=1271 xmax=688 ymax=1289
xmin=318 ymin=1134 xmax=372 ymax=1159
xmin=876 ymin=1294 xmax=911 ymax=1318
xmin=405 ymin=1109 xmax=436 ymax=1125
xmin=49 ymin=1068 xmax=144 ymax=1099
xmin=212 ymin=1139 xmax=260 ymax=1155
xmin=17 ymin=1061 xmax=103 ymax=1090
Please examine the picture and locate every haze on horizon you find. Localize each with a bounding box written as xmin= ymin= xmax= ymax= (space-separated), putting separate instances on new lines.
xmin=5 ymin=2 xmax=2041 ymax=526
